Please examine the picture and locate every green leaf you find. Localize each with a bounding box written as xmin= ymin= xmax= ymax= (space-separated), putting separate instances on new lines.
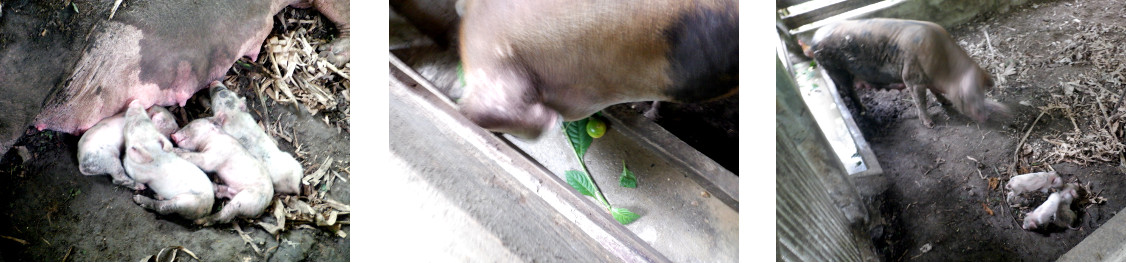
xmin=565 ymin=170 xmax=595 ymax=197
xmin=563 ymin=119 xmax=593 ymax=159
xmin=611 ymin=207 xmax=640 ymax=225
xmin=619 ymin=161 xmax=637 ymax=188
xmin=456 ymin=63 xmax=466 ymax=88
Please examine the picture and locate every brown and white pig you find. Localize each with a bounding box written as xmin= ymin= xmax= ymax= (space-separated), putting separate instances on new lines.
xmin=1051 ymin=183 xmax=1081 ymax=229
xmin=78 ymin=106 xmax=178 ymax=190
xmin=0 ymin=0 xmax=349 ymax=155
xmin=122 ymin=100 xmax=215 ymax=220
xmin=1022 ymin=185 xmax=1077 ymax=231
xmin=172 ymin=118 xmax=274 ymax=226
xmin=208 ymin=82 xmax=303 ymax=195
xmin=802 ymin=18 xmax=1009 ymax=128
xmin=455 ymin=0 xmax=738 ymax=139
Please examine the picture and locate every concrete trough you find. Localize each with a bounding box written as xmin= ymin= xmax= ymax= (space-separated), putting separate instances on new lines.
xmin=390 ymin=49 xmax=739 ymax=261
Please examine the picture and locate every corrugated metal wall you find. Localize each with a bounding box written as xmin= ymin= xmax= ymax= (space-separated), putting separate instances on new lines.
xmin=776 ymin=58 xmax=877 ymax=261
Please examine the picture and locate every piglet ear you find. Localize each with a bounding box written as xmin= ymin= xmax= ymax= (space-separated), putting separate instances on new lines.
xmin=127 ymin=146 xmax=154 ymax=164
xmin=212 ymin=112 xmax=227 ymax=125
xmin=239 ymin=97 xmax=248 ymax=112
xmin=160 ymin=139 xmax=173 ymax=152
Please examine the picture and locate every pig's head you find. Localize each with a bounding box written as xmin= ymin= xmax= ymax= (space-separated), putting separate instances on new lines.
xmin=457 ymin=67 xmax=561 ymax=139
xmin=146 ymin=107 xmax=179 ymax=138
xmin=124 ymin=100 xmax=174 ymax=154
xmin=1022 ymin=218 xmax=1038 ymax=230
xmin=951 ymin=68 xmax=1010 ymax=124
xmin=171 ymin=118 xmax=221 ymax=151
xmin=1049 ymin=175 xmax=1064 ymax=190
xmin=208 ymin=81 xmax=248 ymax=124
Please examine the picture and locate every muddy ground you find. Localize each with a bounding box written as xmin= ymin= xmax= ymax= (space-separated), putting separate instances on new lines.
xmin=833 ymin=0 xmax=1126 ymax=261
xmin=0 ymin=3 xmax=350 ymax=262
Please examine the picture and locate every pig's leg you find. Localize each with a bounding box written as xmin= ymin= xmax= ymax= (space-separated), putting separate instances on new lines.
xmin=194 ymin=189 xmax=271 ymax=226
xmin=133 ymin=193 xmax=211 ymax=220
xmin=214 ymin=184 xmax=236 ymax=199
xmin=930 ymin=88 xmax=954 ymax=106
xmin=824 ymin=68 xmax=867 ymax=113
xmin=909 ymin=83 xmax=934 ymax=128
xmin=902 ymin=59 xmax=933 ymax=128
xmin=176 ymin=151 xmax=222 ymax=172
xmin=110 ymin=170 xmax=145 ymax=191
xmin=305 ymin=0 xmax=351 ymax=66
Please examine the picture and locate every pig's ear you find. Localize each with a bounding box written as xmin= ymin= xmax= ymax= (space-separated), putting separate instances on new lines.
xmin=159 ymin=139 xmax=173 ymax=152
xmin=212 ymin=112 xmax=227 ymax=125
xmin=127 ymin=146 xmax=154 ymax=164
xmin=239 ymin=97 xmax=248 ymax=112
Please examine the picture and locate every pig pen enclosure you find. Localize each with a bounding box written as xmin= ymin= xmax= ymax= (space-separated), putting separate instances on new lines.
xmin=782 ymin=0 xmax=1126 ymax=261
xmin=0 ymin=2 xmax=349 ymax=261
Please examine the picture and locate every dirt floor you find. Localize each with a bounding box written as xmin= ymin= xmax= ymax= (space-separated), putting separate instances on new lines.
xmin=0 ymin=4 xmax=350 ymax=262
xmin=826 ymin=0 xmax=1126 ymax=261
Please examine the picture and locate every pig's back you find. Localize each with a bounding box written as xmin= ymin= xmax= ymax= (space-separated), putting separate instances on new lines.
xmin=810 ymin=19 xmax=948 ymax=84
xmin=459 ymin=0 xmax=737 ymax=119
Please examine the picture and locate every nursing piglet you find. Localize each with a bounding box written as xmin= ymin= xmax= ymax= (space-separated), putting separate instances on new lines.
xmin=122 ymin=101 xmax=214 ymax=220
xmin=172 ymin=118 xmax=273 ymax=226
xmin=78 ymin=107 xmax=178 ymax=190
xmin=209 ymin=82 xmax=303 ymax=195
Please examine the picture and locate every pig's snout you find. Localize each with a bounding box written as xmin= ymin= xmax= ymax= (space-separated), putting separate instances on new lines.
xmin=171 ymin=132 xmax=184 ymax=145
xmin=460 ymin=100 xmax=560 ymax=139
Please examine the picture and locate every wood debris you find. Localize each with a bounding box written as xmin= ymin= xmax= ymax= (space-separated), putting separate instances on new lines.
xmin=141 ymin=246 xmax=200 ymax=262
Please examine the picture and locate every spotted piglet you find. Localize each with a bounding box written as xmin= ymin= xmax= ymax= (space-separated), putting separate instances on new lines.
xmin=208 ymin=81 xmax=304 ymax=195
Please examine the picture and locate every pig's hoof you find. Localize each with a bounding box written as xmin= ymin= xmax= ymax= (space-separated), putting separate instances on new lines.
xmin=132 ymin=195 xmax=145 ymax=205
xmin=922 ymin=119 xmax=934 ymax=128
xmin=193 ymin=217 xmax=214 ymax=226
xmin=114 ymin=178 xmax=137 ymax=188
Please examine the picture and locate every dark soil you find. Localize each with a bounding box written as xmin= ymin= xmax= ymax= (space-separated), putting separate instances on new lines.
xmin=846 ymin=0 xmax=1126 ymax=260
xmin=650 ymin=96 xmax=740 ymax=174
xmin=0 ymin=2 xmax=350 ymax=261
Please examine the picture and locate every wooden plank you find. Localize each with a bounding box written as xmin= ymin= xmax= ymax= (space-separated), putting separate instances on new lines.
xmin=601 ymin=106 xmax=739 ymax=211
xmin=777 ymin=0 xmax=816 ymax=10
xmin=781 ymin=0 xmax=884 ymax=30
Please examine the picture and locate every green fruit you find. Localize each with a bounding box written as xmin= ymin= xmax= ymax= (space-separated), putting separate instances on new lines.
xmin=586 ymin=117 xmax=607 ymax=138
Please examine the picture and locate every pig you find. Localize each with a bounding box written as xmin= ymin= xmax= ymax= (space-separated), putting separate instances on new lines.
xmin=1006 ymin=171 xmax=1064 ymax=203
xmin=1051 ymin=183 xmax=1082 ymax=229
xmin=0 ymin=0 xmax=350 ymax=155
xmin=77 ymin=106 xmax=178 ymax=190
xmin=209 ymin=82 xmax=303 ymax=195
xmin=455 ymin=0 xmax=738 ymax=139
xmin=801 ymin=18 xmax=1009 ymax=128
xmin=121 ymin=100 xmax=215 ymax=220
xmin=1023 ymin=186 xmax=1077 ymax=231
xmin=171 ymin=118 xmax=274 ymax=226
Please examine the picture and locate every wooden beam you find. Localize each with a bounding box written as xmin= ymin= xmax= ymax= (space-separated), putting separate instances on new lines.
xmin=777 ymin=0 xmax=816 ymax=10
xmin=781 ymin=0 xmax=884 ymax=30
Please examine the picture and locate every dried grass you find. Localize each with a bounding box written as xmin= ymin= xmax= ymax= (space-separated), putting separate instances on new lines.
xmin=963 ymin=23 xmax=1126 ymax=171
xmin=222 ymin=8 xmax=350 ymax=237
